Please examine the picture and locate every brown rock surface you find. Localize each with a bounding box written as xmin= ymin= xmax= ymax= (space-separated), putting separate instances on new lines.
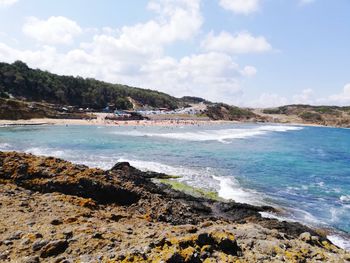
xmin=0 ymin=151 xmax=349 ymax=262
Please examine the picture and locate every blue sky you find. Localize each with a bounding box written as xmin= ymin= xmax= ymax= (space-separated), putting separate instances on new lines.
xmin=0 ymin=0 xmax=349 ymax=107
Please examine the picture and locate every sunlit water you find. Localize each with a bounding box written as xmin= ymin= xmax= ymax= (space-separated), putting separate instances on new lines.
xmin=1 ymin=123 xmax=349 ymax=249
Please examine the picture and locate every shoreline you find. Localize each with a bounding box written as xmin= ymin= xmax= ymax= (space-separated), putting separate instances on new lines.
xmin=0 ymin=116 xmax=236 ymax=127
xmin=0 ymin=117 xmax=342 ymax=128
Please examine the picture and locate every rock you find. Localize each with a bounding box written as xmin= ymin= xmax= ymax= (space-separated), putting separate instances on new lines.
xmin=32 ymin=240 xmax=49 ymax=251
xmin=111 ymin=162 xmax=131 ymax=171
xmin=299 ymin=232 xmax=312 ymax=242
xmin=51 ymin=219 xmax=63 ymax=225
xmin=22 ymin=256 xmax=40 ymax=263
xmin=92 ymin=233 xmax=103 ymax=239
xmin=110 ymin=213 xmax=125 ymax=222
xmin=40 ymin=240 xmax=69 ymax=258
xmin=3 ymin=240 xmax=13 ymax=246
xmin=54 ymin=256 xmax=71 ymax=263
xmin=35 ymin=233 xmax=43 ymax=239
xmin=27 ymin=221 xmax=36 ymax=227
xmin=1 ymin=151 xmax=349 ymax=262
xmin=21 ymin=238 xmax=31 ymax=246
xmin=210 ymin=231 xmax=241 ymax=256
xmin=0 ymin=251 xmax=9 ymax=260
xmin=63 ymin=230 xmax=73 ymax=240
xmin=8 ymin=230 xmax=23 ymax=240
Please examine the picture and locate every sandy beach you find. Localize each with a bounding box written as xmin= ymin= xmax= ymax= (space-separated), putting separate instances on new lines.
xmin=0 ymin=113 xmax=237 ymax=127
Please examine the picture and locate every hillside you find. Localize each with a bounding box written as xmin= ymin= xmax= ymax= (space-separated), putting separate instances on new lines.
xmin=0 ymin=98 xmax=94 ymax=120
xmin=257 ymin=105 xmax=350 ymax=127
xmin=0 ymin=61 xmax=180 ymax=110
xmin=3 ymin=61 xmax=350 ymax=126
xmin=205 ymin=103 xmax=267 ymax=122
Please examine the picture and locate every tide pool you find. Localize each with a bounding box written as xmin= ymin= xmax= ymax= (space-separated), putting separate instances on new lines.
xmin=1 ymin=123 xmax=349 ymax=249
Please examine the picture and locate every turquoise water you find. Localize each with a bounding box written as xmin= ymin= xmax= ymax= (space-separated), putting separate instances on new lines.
xmin=1 ymin=123 xmax=350 ymax=249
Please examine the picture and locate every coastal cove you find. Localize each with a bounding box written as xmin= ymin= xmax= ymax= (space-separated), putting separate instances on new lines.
xmin=1 ymin=123 xmax=350 ymax=251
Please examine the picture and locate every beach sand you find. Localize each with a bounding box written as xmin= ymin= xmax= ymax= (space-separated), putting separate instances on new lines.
xmin=0 ymin=113 xmax=235 ymax=127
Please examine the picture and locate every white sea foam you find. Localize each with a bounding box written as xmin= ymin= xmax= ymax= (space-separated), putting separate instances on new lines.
xmin=340 ymin=195 xmax=350 ymax=203
xmin=0 ymin=143 xmax=12 ymax=150
xmin=24 ymin=147 xmax=67 ymax=158
xmin=115 ymin=158 xmax=265 ymax=205
xmin=259 ymin=212 xmax=297 ymax=222
xmin=328 ymin=234 xmax=350 ymax=251
xmin=112 ymin=125 xmax=303 ymax=143
xmin=213 ymin=175 xmax=265 ymax=205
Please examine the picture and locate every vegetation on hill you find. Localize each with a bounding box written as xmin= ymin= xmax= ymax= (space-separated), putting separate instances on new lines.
xmin=261 ymin=104 xmax=350 ymax=127
xmin=205 ymin=103 xmax=264 ymax=121
xmin=180 ymin=96 xmax=210 ymax=105
xmin=0 ymin=98 xmax=92 ymax=120
xmin=0 ymin=61 xmax=180 ymax=110
xmin=262 ymin=104 xmax=350 ymax=116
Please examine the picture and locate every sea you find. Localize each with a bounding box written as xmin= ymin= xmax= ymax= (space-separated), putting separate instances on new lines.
xmin=0 ymin=123 xmax=349 ymax=250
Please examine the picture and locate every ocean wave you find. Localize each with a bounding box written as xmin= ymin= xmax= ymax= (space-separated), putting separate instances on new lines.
xmin=116 ymin=158 xmax=265 ymax=205
xmin=24 ymin=147 xmax=68 ymax=158
xmin=328 ymin=234 xmax=350 ymax=251
xmin=212 ymin=175 xmax=265 ymax=205
xmin=0 ymin=143 xmax=12 ymax=150
xmin=340 ymin=195 xmax=350 ymax=203
xmin=259 ymin=212 xmax=297 ymax=222
xmin=112 ymin=125 xmax=303 ymax=143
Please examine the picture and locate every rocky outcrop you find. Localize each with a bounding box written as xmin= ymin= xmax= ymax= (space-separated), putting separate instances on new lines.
xmin=0 ymin=98 xmax=93 ymax=120
xmin=0 ymin=151 xmax=349 ymax=262
xmin=205 ymin=103 xmax=267 ymax=122
xmin=257 ymin=105 xmax=350 ymax=128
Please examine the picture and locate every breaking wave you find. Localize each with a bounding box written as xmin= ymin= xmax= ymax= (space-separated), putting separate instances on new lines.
xmin=112 ymin=125 xmax=303 ymax=143
xmin=117 ymin=158 xmax=265 ymax=205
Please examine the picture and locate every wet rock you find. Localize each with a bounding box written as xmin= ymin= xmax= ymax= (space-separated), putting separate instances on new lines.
xmin=111 ymin=162 xmax=131 ymax=171
xmin=40 ymin=240 xmax=69 ymax=258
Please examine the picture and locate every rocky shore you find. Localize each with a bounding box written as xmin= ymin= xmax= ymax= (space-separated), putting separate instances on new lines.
xmin=0 ymin=151 xmax=349 ymax=262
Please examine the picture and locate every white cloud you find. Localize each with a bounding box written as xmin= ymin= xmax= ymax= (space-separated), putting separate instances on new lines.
xmin=328 ymin=83 xmax=350 ymax=105
xmin=0 ymin=0 xmax=18 ymax=7
xmin=250 ymin=93 xmax=289 ymax=108
xmin=249 ymin=89 xmax=316 ymax=108
xmin=0 ymin=40 xmax=251 ymax=104
xmin=292 ymin=88 xmax=314 ymax=104
xmin=219 ymin=0 xmax=260 ymax=15
xmin=250 ymin=85 xmax=350 ymax=108
xmin=22 ymin=16 xmax=82 ymax=45
xmin=201 ymin=31 xmax=272 ymax=54
xmin=139 ymin=52 xmax=246 ymax=102
xmin=241 ymin=66 xmax=257 ymax=77
xmin=0 ymin=0 xmax=258 ymax=104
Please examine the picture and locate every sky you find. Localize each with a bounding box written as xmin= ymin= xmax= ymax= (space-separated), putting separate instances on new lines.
xmin=0 ymin=0 xmax=349 ymax=107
